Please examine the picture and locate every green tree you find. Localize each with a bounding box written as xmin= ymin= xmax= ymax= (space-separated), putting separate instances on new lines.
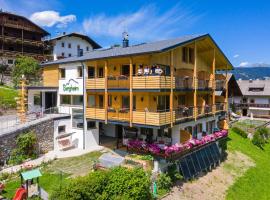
xmin=12 ymin=56 xmax=40 ymax=86
xmin=0 ymin=62 xmax=8 ymax=85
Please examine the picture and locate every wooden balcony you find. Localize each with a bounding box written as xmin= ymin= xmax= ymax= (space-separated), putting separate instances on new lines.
xmin=86 ymin=107 xmax=105 ymax=120
xmin=133 ymin=76 xmax=174 ymax=90
xmin=132 ymin=110 xmax=174 ymax=126
xmin=86 ymin=78 xmax=105 ymax=90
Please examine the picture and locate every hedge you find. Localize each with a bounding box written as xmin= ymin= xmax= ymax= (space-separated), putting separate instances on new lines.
xmin=50 ymin=167 xmax=151 ymax=200
xmin=231 ymin=127 xmax=248 ymax=138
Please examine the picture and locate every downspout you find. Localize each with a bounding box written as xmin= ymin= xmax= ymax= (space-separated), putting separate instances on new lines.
xmin=81 ymin=61 xmax=86 ymax=149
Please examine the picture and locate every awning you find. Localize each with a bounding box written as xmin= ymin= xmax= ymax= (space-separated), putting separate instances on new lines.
xmin=21 ymin=169 xmax=42 ymax=181
xmin=249 ymin=107 xmax=270 ymax=111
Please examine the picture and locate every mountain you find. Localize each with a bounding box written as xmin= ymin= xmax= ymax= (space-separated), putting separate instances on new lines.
xmin=231 ymin=67 xmax=270 ymax=80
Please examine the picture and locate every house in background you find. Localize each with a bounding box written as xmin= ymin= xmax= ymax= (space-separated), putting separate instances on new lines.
xmin=45 ymin=32 xmax=101 ymax=61
xmin=0 ymin=11 xmax=51 ymax=67
xmin=233 ymin=79 xmax=270 ymax=118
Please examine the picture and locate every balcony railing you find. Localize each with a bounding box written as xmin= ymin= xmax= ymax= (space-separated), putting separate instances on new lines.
xmin=175 ymin=77 xmax=193 ymax=90
xmin=86 ymin=107 xmax=106 ymax=120
xmin=107 ymin=107 xmax=130 ymax=122
xmin=107 ymin=75 xmax=130 ymax=89
xmin=132 ymin=75 xmax=173 ymax=89
xmin=198 ymin=79 xmax=211 ymax=90
xmin=175 ymin=106 xmax=194 ymax=121
xmin=234 ymin=103 xmax=270 ymax=108
xmin=86 ymin=78 xmax=105 ymax=89
xmin=215 ymin=80 xmax=225 ymax=90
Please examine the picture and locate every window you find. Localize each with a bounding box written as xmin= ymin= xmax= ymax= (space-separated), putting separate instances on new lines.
xmin=182 ymin=47 xmax=194 ymax=64
xmin=133 ymin=96 xmax=136 ymax=110
xmin=178 ymin=95 xmax=185 ymax=106
xmin=60 ymin=68 xmax=66 ymax=78
xmin=61 ymin=52 xmax=65 ymax=57
xmin=88 ymin=95 xmax=95 ymax=107
xmin=61 ymin=42 xmax=65 ymax=47
xmin=108 ymin=95 xmax=112 ymax=107
xmin=60 ymin=95 xmax=71 ymax=105
xmin=98 ymin=67 xmax=104 ymax=78
xmin=7 ymin=59 xmax=13 ymax=64
xmin=68 ymin=53 xmax=71 ymax=57
xmin=86 ymin=46 xmax=89 ymax=51
xmin=58 ymin=125 xmax=66 ymax=133
xmin=121 ymin=65 xmax=130 ymax=76
xmin=72 ymin=95 xmax=83 ymax=106
xmin=77 ymin=45 xmax=80 ymax=49
xmin=182 ymin=47 xmax=188 ymax=63
xmin=77 ymin=66 xmax=83 ymax=78
xmin=87 ymin=121 xmax=96 ymax=129
xmin=189 ymin=48 xmax=195 ymax=64
xmin=158 ymin=128 xmax=172 ymax=138
xmin=122 ymin=96 xmax=130 ymax=109
xmin=98 ymin=95 xmax=104 ymax=108
xmin=72 ymin=108 xmax=83 ymax=129
xmin=68 ymin=43 xmax=71 ymax=48
xmin=88 ymin=66 xmax=95 ymax=78
xmin=33 ymin=94 xmax=41 ymax=106
xmin=157 ymin=95 xmax=169 ymax=111
xmin=250 ymin=99 xmax=255 ymax=104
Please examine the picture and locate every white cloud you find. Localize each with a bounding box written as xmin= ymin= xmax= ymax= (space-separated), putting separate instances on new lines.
xmin=233 ymin=54 xmax=239 ymax=58
xmin=82 ymin=4 xmax=201 ymax=42
xmin=239 ymin=62 xmax=249 ymax=67
xmin=30 ymin=10 xmax=76 ymax=28
xmin=238 ymin=62 xmax=270 ymax=67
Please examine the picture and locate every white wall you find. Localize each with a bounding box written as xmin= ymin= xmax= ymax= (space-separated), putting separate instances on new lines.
xmin=85 ymin=128 xmax=99 ymax=148
xmin=28 ymin=90 xmax=42 ymax=112
xmin=53 ymin=36 xmax=93 ymax=60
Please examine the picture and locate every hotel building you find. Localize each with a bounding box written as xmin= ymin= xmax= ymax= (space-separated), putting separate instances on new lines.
xmin=26 ymin=33 xmax=231 ymax=173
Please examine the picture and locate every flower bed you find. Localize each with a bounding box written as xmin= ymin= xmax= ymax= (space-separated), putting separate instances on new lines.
xmin=127 ymin=130 xmax=228 ymax=159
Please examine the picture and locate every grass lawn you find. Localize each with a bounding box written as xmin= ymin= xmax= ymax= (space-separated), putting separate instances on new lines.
xmin=0 ymin=85 xmax=18 ymax=109
xmin=226 ymin=130 xmax=270 ymax=200
xmin=2 ymin=151 xmax=102 ymax=199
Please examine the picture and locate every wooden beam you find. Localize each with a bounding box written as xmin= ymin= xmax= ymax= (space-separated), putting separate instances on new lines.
xmin=193 ymin=41 xmax=197 ymax=120
xmin=105 ymin=60 xmax=108 ymax=124
xmin=129 ymin=57 xmax=133 ymax=127
xmin=170 ymin=50 xmax=174 ymax=127
xmin=212 ymin=48 xmax=216 ymax=114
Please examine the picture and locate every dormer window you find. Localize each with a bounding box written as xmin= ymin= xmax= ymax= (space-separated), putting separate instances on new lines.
xmin=77 ymin=66 xmax=83 ymax=78
xmin=61 ymin=42 xmax=65 ymax=47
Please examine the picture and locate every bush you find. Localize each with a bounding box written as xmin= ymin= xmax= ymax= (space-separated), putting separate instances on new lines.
xmin=50 ymin=167 xmax=151 ymax=200
xmin=231 ymin=127 xmax=248 ymax=138
xmin=257 ymin=127 xmax=270 ymax=140
xmin=156 ymin=173 xmax=172 ymax=192
xmin=252 ymin=131 xmax=265 ymax=149
xmin=8 ymin=132 xmax=37 ymax=165
xmin=167 ymin=164 xmax=182 ymax=183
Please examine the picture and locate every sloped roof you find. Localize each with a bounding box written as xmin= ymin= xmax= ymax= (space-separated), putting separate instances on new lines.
xmin=47 ymin=32 xmax=101 ymax=49
xmin=237 ymin=79 xmax=270 ymax=96
xmin=41 ymin=33 xmax=233 ymax=69
xmin=0 ymin=11 xmax=49 ymax=36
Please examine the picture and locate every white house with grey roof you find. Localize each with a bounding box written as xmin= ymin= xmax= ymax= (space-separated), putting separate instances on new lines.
xmin=233 ymin=79 xmax=270 ymax=117
xmin=46 ymin=32 xmax=101 ymax=61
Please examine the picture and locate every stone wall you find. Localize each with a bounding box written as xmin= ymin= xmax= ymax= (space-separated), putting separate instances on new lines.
xmin=0 ymin=119 xmax=54 ymax=165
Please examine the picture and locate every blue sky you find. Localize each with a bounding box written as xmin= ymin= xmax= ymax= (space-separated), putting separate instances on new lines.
xmin=1 ymin=0 xmax=270 ymax=67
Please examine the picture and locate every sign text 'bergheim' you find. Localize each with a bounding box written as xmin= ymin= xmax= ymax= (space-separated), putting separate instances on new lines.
xmin=63 ymin=79 xmax=79 ymax=92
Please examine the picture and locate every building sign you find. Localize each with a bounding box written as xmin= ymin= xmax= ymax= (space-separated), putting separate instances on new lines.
xmin=63 ymin=79 xmax=79 ymax=92
xmin=59 ymin=78 xmax=83 ymax=95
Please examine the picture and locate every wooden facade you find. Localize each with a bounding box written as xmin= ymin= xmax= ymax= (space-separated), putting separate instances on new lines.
xmin=41 ymin=35 xmax=230 ymax=128
xmin=0 ymin=11 xmax=52 ymax=62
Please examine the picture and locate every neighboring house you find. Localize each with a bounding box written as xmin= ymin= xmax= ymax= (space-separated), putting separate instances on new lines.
xmin=233 ymin=79 xmax=270 ymax=118
xmin=215 ymin=73 xmax=242 ymax=110
xmin=45 ymin=32 xmax=101 ymax=61
xmin=0 ymin=11 xmax=51 ymax=68
xmin=26 ymin=33 xmax=231 ymax=174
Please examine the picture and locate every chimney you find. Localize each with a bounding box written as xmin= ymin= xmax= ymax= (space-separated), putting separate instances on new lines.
xmin=122 ymin=31 xmax=129 ymax=48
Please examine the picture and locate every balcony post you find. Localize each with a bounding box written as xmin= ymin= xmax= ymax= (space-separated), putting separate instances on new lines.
xmin=105 ymin=60 xmax=108 ymax=124
xmin=170 ymin=50 xmax=174 ymax=127
xmin=193 ymin=41 xmax=198 ymax=120
xmin=129 ymin=57 xmax=133 ymax=127
xmin=225 ymin=65 xmax=229 ymax=112
xmin=212 ymin=48 xmax=216 ymax=114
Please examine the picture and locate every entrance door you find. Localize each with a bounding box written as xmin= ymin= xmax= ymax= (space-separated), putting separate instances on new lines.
xmin=116 ymin=125 xmax=123 ymax=148
xmin=45 ymin=92 xmax=57 ymax=109
xmin=242 ymin=109 xmax=247 ymax=116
